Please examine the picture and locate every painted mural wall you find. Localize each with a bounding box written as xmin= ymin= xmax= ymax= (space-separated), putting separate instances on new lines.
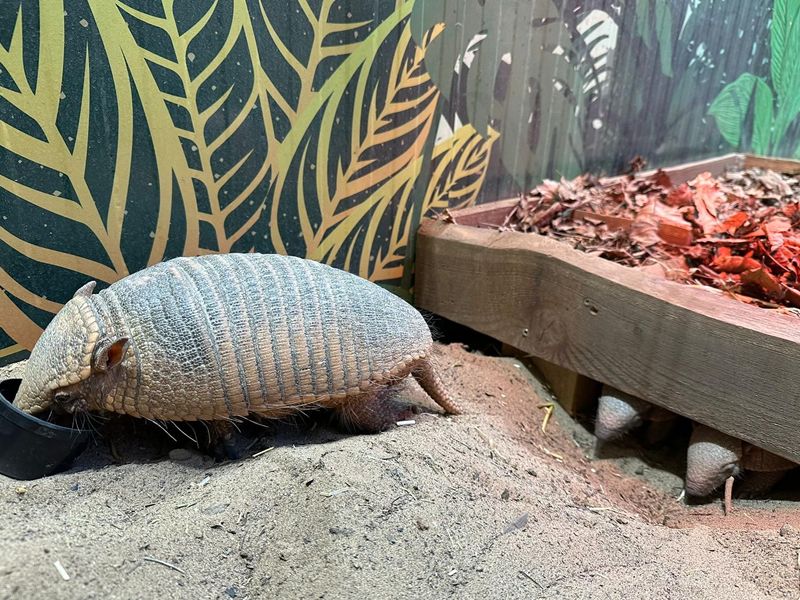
xmin=0 ymin=0 xmax=792 ymax=364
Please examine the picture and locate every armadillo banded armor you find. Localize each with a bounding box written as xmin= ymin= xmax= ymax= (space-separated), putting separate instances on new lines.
xmin=90 ymin=254 xmax=433 ymax=421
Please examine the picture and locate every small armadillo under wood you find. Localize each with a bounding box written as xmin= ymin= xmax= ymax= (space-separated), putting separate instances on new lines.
xmin=594 ymin=384 xmax=677 ymax=445
xmin=686 ymin=424 xmax=795 ymax=497
xmin=14 ymin=253 xmax=461 ymax=432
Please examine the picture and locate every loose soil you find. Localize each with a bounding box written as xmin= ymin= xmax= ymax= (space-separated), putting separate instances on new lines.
xmin=1 ymin=344 xmax=799 ymax=599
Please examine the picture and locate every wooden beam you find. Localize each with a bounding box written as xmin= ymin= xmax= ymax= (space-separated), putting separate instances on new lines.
xmin=744 ymin=153 xmax=800 ymax=174
xmin=639 ymin=152 xmax=745 ymax=181
xmin=530 ymin=357 xmax=601 ymax=417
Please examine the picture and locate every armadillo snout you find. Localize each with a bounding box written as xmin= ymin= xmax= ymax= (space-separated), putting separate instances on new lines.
xmin=594 ymin=386 xmax=648 ymax=441
xmin=685 ymin=425 xmax=742 ymax=497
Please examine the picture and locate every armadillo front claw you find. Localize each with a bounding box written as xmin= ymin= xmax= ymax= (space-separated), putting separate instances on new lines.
xmin=207 ymin=420 xmax=241 ymax=461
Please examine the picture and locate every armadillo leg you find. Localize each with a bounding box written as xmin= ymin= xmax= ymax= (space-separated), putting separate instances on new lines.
xmin=412 ymin=358 xmax=462 ymax=415
xmin=333 ymin=387 xmax=415 ymax=434
xmin=205 ymin=420 xmax=239 ymax=461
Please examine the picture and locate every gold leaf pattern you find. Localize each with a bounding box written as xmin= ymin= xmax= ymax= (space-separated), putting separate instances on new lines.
xmin=0 ymin=2 xmax=498 ymax=359
xmin=307 ymin=19 xmax=441 ymax=278
xmin=423 ymin=124 xmax=500 ymax=216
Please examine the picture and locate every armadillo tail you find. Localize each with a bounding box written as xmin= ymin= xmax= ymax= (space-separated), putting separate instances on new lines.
xmin=412 ymin=357 xmax=462 ymax=415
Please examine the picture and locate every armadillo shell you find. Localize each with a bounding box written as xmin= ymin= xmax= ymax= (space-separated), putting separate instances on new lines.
xmin=91 ymin=253 xmax=433 ymax=421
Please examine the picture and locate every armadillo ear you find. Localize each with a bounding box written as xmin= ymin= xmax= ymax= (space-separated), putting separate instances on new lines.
xmin=92 ymin=337 xmax=130 ymax=372
xmin=73 ymin=281 xmax=97 ymax=298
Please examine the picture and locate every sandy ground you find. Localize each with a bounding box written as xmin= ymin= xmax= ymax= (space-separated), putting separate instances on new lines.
xmin=1 ymin=344 xmax=800 ymax=599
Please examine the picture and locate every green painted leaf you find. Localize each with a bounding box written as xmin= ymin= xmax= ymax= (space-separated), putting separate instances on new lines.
xmin=752 ymin=78 xmax=774 ymax=155
xmin=770 ymin=0 xmax=800 ymax=147
xmin=708 ymin=73 xmax=758 ymax=148
xmin=654 ymin=0 xmax=673 ymax=77
xmin=635 ymin=0 xmax=652 ymax=48
xmin=771 ymin=0 xmax=800 ymax=100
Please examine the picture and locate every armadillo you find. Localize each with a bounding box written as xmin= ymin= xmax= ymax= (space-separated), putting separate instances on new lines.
xmin=686 ymin=423 xmax=795 ymax=498
xmin=594 ymin=385 xmax=677 ymax=445
xmin=13 ymin=253 xmax=461 ymax=432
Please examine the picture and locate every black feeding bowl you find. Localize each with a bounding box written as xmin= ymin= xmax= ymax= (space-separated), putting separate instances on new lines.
xmin=0 ymin=379 xmax=91 ymax=480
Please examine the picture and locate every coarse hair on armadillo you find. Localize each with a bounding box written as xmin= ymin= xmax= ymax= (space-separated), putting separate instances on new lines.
xmin=14 ymin=253 xmax=461 ymax=423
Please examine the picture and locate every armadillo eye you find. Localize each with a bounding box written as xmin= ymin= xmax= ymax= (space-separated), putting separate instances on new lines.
xmin=53 ymin=391 xmax=71 ymax=405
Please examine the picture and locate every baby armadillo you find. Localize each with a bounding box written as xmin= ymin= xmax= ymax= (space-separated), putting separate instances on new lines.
xmin=686 ymin=423 xmax=795 ymax=500
xmin=13 ymin=253 xmax=461 ymax=432
xmin=594 ymin=385 xmax=678 ymax=445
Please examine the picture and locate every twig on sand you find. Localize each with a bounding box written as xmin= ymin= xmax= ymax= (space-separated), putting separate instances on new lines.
xmin=537 ymin=445 xmax=564 ymax=461
xmin=399 ymin=484 xmax=418 ymax=501
xmin=143 ymin=556 xmax=186 ymax=575
xmin=537 ymin=403 xmax=554 ymax=433
xmin=585 ymin=506 xmax=617 ymax=513
xmin=470 ymin=426 xmax=511 ymax=462
xmin=252 ymin=446 xmax=275 ymax=458
xmin=519 ymin=570 xmax=543 ymax=589
xmin=53 ymin=560 xmax=70 ymax=581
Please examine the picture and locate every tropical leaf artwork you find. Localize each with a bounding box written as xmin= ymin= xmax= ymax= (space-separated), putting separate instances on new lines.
xmin=266 ymin=14 xmax=443 ymax=280
xmin=423 ymin=124 xmax=500 ymax=216
xmin=633 ymin=0 xmax=674 ymax=77
xmin=709 ymin=0 xmax=800 ymax=156
xmin=411 ymin=0 xmax=590 ymax=195
xmin=0 ymin=0 xmax=500 ymax=363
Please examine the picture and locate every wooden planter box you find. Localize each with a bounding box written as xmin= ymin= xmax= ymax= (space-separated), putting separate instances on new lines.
xmin=415 ymin=153 xmax=800 ymax=464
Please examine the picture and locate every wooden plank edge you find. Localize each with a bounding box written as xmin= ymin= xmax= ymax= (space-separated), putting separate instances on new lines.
xmin=743 ymin=154 xmax=800 ymax=174
xmin=447 ymin=152 xmax=800 ymax=231
xmin=446 ymin=153 xmax=746 ymax=229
